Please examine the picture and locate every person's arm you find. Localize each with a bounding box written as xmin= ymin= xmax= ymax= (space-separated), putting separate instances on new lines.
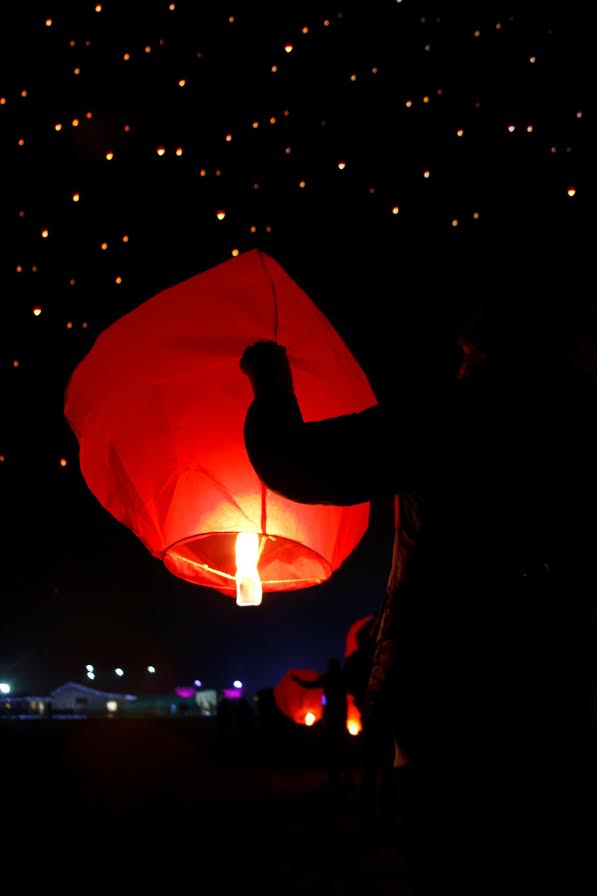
xmin=241 ymin=342 xmax=411 ymax=506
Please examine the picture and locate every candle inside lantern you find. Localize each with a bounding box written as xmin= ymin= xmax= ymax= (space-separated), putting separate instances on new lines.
xmin=235 ymin=532 xmax=263 ymax=606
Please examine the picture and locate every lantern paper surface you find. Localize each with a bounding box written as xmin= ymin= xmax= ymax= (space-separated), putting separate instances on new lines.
xmin=344 ymin=614 xmax=375 ymax=657
xmin=274 ymin=669 xmax=324 ymax=726
xmin=65 ymin=250 xmax=376 ymax=595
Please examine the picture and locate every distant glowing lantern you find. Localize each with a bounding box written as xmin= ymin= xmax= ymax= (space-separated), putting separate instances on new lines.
xmin=64 ymin=250 xmax=375 ymax=602
xmin=347 ymin=696 xmax=362 ymax=735
xmin=344 ymin=615 xmax=375 ymax=658
xmin=274 ymin=670 xmax=324 ymax=725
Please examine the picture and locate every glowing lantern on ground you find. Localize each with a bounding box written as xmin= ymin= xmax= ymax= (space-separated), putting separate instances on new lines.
xmin=65 ymin=250 xmax=375 ymax=603
xmin=344 ymin=614 xmax=375 ymax=657
xmin=274 ymin=669 xmax=324 ymax=726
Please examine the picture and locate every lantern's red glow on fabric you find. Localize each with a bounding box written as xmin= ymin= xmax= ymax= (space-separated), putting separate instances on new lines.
xmin=273 ymin=669 xmax=324 ymax=725
xmin=344 ymin=614 xmax=375 ymax=657
xmin=65 ymin=250 xmax=376 ymax=596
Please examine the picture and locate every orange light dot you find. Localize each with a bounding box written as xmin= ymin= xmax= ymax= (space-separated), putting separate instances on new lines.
xmin=456 ymin=129 xmax=464 ymax=137
xmin=100 ymin=242 xmax=108 ymax=250
xmin=122 ymin=234 xmax=129 ymax=243
xmin=567 ymin=187 xmax=576 ymax=197
xmin=105 ymin=151 xmax=114 ymax=160
xmin=392 ymin=206 xmax=400 ymax=215
xmin=72 ymin=193 xmax=80 ymax=202
xmin=33 ymin=306 xmax=42 ymax=316
xmin=115 ymin=276 xmax=123 ymax=284
xmin=156 ymin=146 xmax=166 ymax=156
xmin=451 ymin=219 xmax=459 ymax=227
xmin=337 ymin=161 xmax=346 ymax=170
xmin=41 ymin=229 xmax=49 ymax=238
xmin=231 ymin=248 xmax=240 ymax=257
xmin=123 ymin=52 xmax=130 ymax=61
xmin=216 ymin=210 xmax=226 ymax=221
xmin=284 ymin=44 xmax=293 ymax=53
xmin=178 ymin=79 xmax=186 ymax=87
xmin=175 ymin=147 xmax=183 ymax=156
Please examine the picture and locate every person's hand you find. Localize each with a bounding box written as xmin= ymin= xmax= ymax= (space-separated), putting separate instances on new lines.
xmin=240 ymin=341 xmax=295 ymax=396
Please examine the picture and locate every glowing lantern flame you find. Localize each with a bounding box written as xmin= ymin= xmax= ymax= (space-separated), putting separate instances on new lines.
xmin=304 ymin=712 xmax=316 ymax=726
xmin=235 ymin=532 xmax=262 ymax=606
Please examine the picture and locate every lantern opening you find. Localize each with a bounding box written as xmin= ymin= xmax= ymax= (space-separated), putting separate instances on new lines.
xmin=235 ymin=532 xmax=262 ymax=607
xmin=164 ymin=532 xmax=332 ymax=596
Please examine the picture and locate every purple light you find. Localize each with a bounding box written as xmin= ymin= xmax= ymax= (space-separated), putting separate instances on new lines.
xmin=222 ymin=688 xmax=242 ymax=700
xmin=175 ymin=687 xmax=195 ymax=699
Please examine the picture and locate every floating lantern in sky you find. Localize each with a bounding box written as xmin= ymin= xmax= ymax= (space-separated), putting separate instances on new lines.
xmin=65 ymin=250 xmax=375 ymax=603
xmin=274 ymin=669 xmax=324 ymax=725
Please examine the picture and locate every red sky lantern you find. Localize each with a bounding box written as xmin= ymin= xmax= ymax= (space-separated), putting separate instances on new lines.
xmin=344 ymin=614 xmax=375 ymax=657
xmin=65 ymin=250 xmax=376 ymax=604
xmin=273 ymin=669 xmax=324 ymax=726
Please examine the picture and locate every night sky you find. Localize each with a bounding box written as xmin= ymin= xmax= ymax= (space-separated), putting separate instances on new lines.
xmin=3 ymin=2 xmax=589 ymax=696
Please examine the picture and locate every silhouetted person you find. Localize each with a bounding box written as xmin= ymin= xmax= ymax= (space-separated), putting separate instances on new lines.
xmin=240 ymin=284 xmax=595 ymax=893
xmin=293 ymin=658 xmax=348 ymax=787
xmin=344 ymin=617 xmax=397 ymax=831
